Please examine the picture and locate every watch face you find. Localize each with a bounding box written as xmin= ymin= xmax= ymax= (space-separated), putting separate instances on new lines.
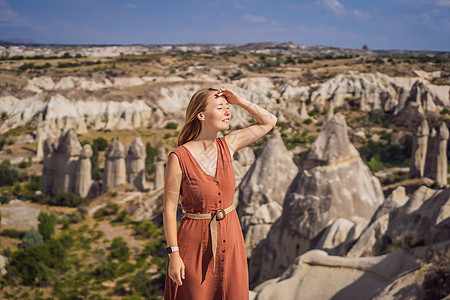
xmin=166 ymin=247 xmax=172 ymax=253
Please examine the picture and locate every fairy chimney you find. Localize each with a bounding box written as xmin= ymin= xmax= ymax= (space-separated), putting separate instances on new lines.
xmin=409 ymin=119 xmax=429 ymax=178
xmin=41 ymin=137 xmax=55 ymax=194
xmin=75 ymin=144 xmax=93 ymax=197
xmin=126 ymin=137 xmax=146 ymax=191
xmin=51 ymin=129 xmax=82 ymax=195
xmin=35 ymin=125 xmax=45 ymax=161
xmin=437 ymin=122 xmax=449 ymax=186
xmin=155 ymin=147 xmax=166 ymax=191
xmin=424 ymin=128 xmax=438 ymax=179
xmin=104 ymin=139 xmax=126 ymax=191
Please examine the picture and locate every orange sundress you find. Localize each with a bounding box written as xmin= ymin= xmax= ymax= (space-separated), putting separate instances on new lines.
xmin=164 ymin=137 xmax=249 ymax=300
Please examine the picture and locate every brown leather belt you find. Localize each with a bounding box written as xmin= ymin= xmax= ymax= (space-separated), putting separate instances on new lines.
xmin=184 ymin=204 xmax=235 ymax=275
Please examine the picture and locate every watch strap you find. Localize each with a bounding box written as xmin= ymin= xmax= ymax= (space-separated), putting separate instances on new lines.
xmin=166 ymin=246 xmax=179 ymax=254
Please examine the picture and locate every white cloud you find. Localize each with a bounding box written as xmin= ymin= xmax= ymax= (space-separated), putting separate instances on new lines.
xmin=124 ymin=3 xmax=138 ymax=8
xmin=0 ymin=0 xmax=18 ymax=22
xmin=353 ymin=9 xmax=372 ymax=20
xmin=421 ymin=0 xmax=450 ymax=7
xmin=243 ymin=14 xmax=266 ymax=23
xmin=322 ymin=0 xmax=346 ymax=16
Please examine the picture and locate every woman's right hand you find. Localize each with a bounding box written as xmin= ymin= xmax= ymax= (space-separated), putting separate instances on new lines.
xmin=168 ymin=252 xmax=185 ymax=285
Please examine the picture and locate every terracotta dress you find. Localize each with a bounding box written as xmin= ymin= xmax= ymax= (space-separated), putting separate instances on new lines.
xmin=164 ymin=137 xmax=249 ymax=300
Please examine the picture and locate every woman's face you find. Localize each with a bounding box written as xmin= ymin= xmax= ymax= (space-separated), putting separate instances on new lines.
xmin=200 ymin=93 xmax=231 ymax=131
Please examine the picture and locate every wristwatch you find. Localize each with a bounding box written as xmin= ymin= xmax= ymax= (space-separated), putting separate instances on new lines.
xmin=166 ymin=246 xmax=179 ymax=254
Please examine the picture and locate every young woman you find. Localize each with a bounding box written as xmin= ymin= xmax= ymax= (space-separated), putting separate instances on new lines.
xmin=163 ymin=88 xmax=277 ymax=299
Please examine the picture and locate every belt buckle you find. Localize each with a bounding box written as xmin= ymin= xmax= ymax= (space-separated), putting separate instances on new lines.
xmin=215 ymin=209 xmax=226 ymax=221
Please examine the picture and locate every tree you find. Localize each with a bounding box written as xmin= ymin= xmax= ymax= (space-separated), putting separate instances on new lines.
xmin=38 ymin=211 xmax=57 ymax=241
xmin=20 ymin=230 xmax=44 ymax=249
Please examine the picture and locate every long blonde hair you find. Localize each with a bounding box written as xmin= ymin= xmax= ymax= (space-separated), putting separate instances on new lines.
xmin=177 ymin=88 xmax=218 ymax=146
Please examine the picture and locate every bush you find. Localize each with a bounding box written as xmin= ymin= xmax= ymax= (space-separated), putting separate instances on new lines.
xmin=108 ymin=237 xmax=130 ymax=263
xmin=0 ymin=161 xmax=27 ymax=186
xmin=303 ymin=118 xmax=313 ymax=125
xmin=18 ymin=157 xmax=32 ymax=169
xmin=133 ymin=221 xmax=164 ymax=240
xmin=366 ymin=155 xmax=384 ymax=172
xmin=0 ymin=194 xmax=10 ymax=204
xmin=38 ymin=211 xmax=57 ymax=241
xmin=165 ymin=121 xmax=178 ymax=129
xmin=0 ymin=228 xmax=26 ymax=239
xmin=20 ymin=230 xmax=44 ymax=249
xmin=6 ymin=238 xmax=66 ymax=285
xmin=94 ymin=202 xmax=120 ymax=219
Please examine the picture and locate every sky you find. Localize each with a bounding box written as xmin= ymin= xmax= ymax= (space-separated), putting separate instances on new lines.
xmin=0 ymin=0 xmax=449 ymax=51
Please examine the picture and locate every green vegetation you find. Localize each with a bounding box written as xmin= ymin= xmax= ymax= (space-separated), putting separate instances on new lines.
xmin=31 ymin=190 xmax=90 ymax=207
xmin=1 ymin=213 xmax=167 ymax=299
xmin=358 ymin=133 xmax=412 ymax=170
xmin=165 ymin=121 xmax=178 ymax=130
xmin=0 ymin=160 xmax=28 ymax=186
xmin=145 ymin=142 xmax=159 ymax=177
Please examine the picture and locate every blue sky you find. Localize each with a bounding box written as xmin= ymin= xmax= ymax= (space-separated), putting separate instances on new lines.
xmin=0 ymin=0 xmax=449 ymax=51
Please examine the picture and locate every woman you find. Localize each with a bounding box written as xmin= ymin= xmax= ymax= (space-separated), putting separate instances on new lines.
xmin=163 ymin=87 xmax=277 ymax=299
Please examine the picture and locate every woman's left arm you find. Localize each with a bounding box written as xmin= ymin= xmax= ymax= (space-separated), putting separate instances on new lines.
xmin=217 ymin=88 xmax=277 ymax=155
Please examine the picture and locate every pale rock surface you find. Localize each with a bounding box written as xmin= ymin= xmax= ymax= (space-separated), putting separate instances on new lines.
xmin=244 ymin=202 xmax=283 ymax=257
xmin=314 ymin=218 xmax=357 ymax=255
xmin=104 ymin=140 xmax=127 ymax=191
xmin=237 ymin=132 xmax=297 ymax=217
xmin=253 ymin=249 xmax=419 ymax=300
xmin=0 ymin=94 xmax=153 ymax=134
xmin=369 ymin=185 xmax=409 ymax=224
xmin=249 ymin=114 xmax=384 ymax=285
xmin=154 ymin=148 xmax=166 ymax=191
xmin=126 ymin=137 xmax=146 ymax=191
xmin=74 ymin=144 xmax=93 ymax=197
xmin=298 ymin=99 xmax=309 ymax=120
xmin=437 ymin=122 xmax=449 ymax=186
xmin=409 ymin=119 xmax=429 ymax=178
xmin=0 ymin=255 xmax=7 ymax=275
xmin=232 ymin=146 xmax=255 ymax=185
xmin=35 ymin=124 xmax=45 ymax=161
xmin=348 ymin=186 xmax=450 ymax=257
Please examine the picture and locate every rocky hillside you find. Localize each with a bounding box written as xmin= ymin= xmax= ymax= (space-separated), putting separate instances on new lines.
xmin=0 ymin=45 xmax=449 ymax=299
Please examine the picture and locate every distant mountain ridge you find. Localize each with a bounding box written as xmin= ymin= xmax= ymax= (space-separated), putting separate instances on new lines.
xmin=0 ymin=41 xmax=448 ymax=58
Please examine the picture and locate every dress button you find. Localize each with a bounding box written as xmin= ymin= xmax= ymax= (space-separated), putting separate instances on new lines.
xmin=223 ymin=239 xmax=226 ymax=243
xmin=216 ymin=182 xmax=219 ymax=185
xmin=218 ymin=192 xmax=221 ymax=195
xmin=222 ymin=249 xmax=225 ymax=253
xmin=219 ymin=200 xmax=222 ymax=203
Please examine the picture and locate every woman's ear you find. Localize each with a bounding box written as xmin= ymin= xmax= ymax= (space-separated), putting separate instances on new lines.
xmin=197 ymin=112 xmax=205 ymax=121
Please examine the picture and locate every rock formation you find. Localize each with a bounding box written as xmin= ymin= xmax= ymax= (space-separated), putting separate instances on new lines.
xmin=74 ymin=144 xmax=93 ymax=197
xmin=41 ymin=137 xmax=55 ymax=194
xmin=249 ymin=114 xmax=384 ymax=285
xmin=104 ymin=139 xmax=127 ymax=191
xmin=238 ymin=132 xmax=298 ymax=217
xmin=348 ymin=186 xmax=449 ymax=257
xmin=253 ymin=248 xmax=419 ymax=300
xmin=436 ymin=122 xmax=449 ymax=186
xmin=35 ymin=125 xmax=45 ymax=161
xmin=298 ymin=99 xmax=309 ymax=120
xmin=126 ymin=137 xmax=146 ymax=191
xmin=232 ymin=146 xmax=255 ymax=185
xmin=154 ymin=148 xmax=166 ymax=191
xmin=236 ymin=132 xmax=297 ymax=256
xmin=51 ymin=129 xmax=82 ymax=195
xmin=424 ymin=128 xmax=438 ymax=178
xmin=409 ymin=118 xmax=429 ymax=178
xmin=40 ymin=129 xmax=96 ymax=197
